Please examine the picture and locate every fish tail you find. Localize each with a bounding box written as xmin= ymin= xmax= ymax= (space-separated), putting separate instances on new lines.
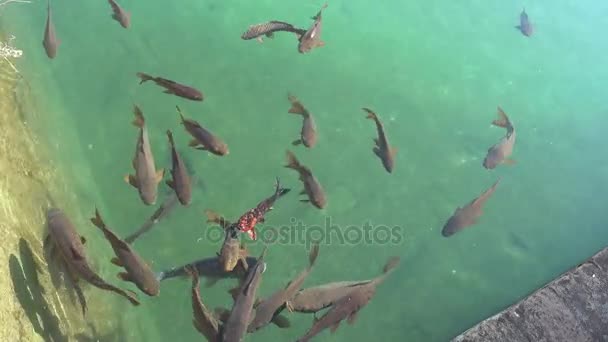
xmin=383 ymin=256 xmax=401 ymax=274
xmin=155 ymin=271 xmax=166 ymax=282
xmin=308 ymin=243 xmax=320 ymax=268
xmin=287 ymin=94 xmax=308 ymax=116
xmin=204 ymin=209 xmax=228 ymax=228
xmin=90 ymin=207 xmax=107 ymax=231
xmin=362 ymin=107 xmax=378 ymax=120
xmin=284 ymin=150 xmax=301 ymax=170
xmin=492 ymin=106 xmax=512 ymax=129
xmin=136 ymin=72 xmax=154 ymax=84
xmin=175 ymin=105 xmax=186 ymax=123
xmin=132 ymin=105 xmax=145 ymax=128
xmin=274 ymin=177 xmax=291 ymax=198
xmin=166 ymin=129 xmax=175 ymax=147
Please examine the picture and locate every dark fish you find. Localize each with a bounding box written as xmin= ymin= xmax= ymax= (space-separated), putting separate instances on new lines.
xmin=125 ymin=105 xmax=165 ymax=205
xmin=136 ymin=72 xmax=203 ymax=101
xmin=42 ymin=0 xmax=59 ymax=59
xmin=156 ymin=256 xmax=260 ymax=287
xmin=108 ymin=0 xmax=130 ymax=29
xmin=285 ymin=150 xmax=326 ymax=209
xmin=287 ymin=256 xmax=399 ymax=313
xmin=296 ymin=257 xmax=400 ymax=342
xmin=241 ymin=21 xmax=307 ymax=43
xmin=185 ymin=266 xmax=222 ymax=342
xmin=45 ymin=208 xmax=140 ymax=308
xmin=483 ymin=107 xmax=516 ymax=169
xmin=516 ymin=8 xmax=533 ymax=37
xmin=288 ymin=94 xmax=318 ymax=148
xmin=248 ymin=244 xmax=320 ymax=332
xmin=222 ymin=248 xmax=268 ymax=342
xmin=166 ymin=130 xmax=192 ymax=205
xmin=363 ymin=108 xmax=396 ymax=173
xmin=441 ymin=178 xmax=501 ymax=237
xmin=298 ymin=3 xmax=328 ymax=53
xmin=90 ymin=209 xmax=160 ymax=296
xmin=176 ymin=106 xmax=229 ymax=156
xmin=205 ymin=209 xmax=248 ymax=273
xmin=124 ymin=191 xmax=180 ymax=244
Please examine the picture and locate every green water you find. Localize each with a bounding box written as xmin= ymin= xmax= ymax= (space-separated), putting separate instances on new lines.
xmin=3 ymin=0 xmax=608 ymax=341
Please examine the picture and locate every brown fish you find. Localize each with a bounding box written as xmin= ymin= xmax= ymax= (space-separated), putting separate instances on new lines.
xmin=90 ymin=209 xmax=160 ymax=296
xmin=286 ymin=256 xmax=399 ymax=313
xmin=136 ymin=72 xmax=203 ymax=101
xmin=298 ymin=3 xmax=328 ymax=53
xmin=295 ymin=256 xmax=400 ymax=342
xmin=222 ymin=247 xmax=268 ymax=342
xmin=241 ymin=21 xmax=307 ymax=43
xmin=441 ymin=178 xmax=501 ymax=237
xmin=288 ymin=94 xmax=318 ymax=148
xmin=125 ymin=105 xmax=165 ymax=205
xmin=516 ymin=8 xmax=533 ymax=37
xmin=285 ymin=150 xmax=326 ymax=209
xmin=185 ymin=266 xmax=222 ymax=342
xmin=156 ymin=256 xmax=259 ymax=286
xmin=483 ymin=107 xmax=516 ymax=169
xmin=124 ymin=191 xmax=179 ymax=244
xmin=176 ymin=106 xmax=229 ymax=156
xmin=205 ymin=209 xmax=248 ymax=273
xmin=42 ymin=0 xmax=59 ymax=59
xmin=45 ymin=208 xmax=140 ymax=309
xmin=166 ymin=130 xmax=192 ymax=205
xmin=247 ymin=244 xmax=320 ymax=332
xmin=108 ymin=0 xmax=130 ymax=29
xmin=363 ymin=108 xmax=396 ymax=173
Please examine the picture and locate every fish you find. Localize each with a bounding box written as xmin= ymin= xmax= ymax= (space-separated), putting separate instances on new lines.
xmin=285 ymin=150 xmax=326 ymax=209
xmin=42 ymin=0 xmax=59 ymax=59
xmin=483 ymin=107 xmax=517 ymax=169
xmin=295 ymin=256 xmax=400 ymax=342
xmin=125 ymin=105 xmax=165 ymax=205
xmin=108 ymin=0 xmax=130 ymax=29
xmin=136 ymin=72 xmax=203 ymax=101
xmin=90 ymin=209 xmax=160 ymax=296
xmin=205 ymin=209 xmax=248 ymax=273
xmin=156 ymin=256 xmax=260 ymax=287
xmin=247 ymin=244 xmax=320 ymax=332
xmin=241 ymin=21 xmax=307 ymax=43
xmin=44 ymin=208 xmax=140 ymax=309
xmin=363 ymin=108 xmax=396 ymax=173
xmin=516 ymin=8 xmax=533 ymax=37
xmin=298 ymin=3 xmax=328 ymax=53
xmin=222 ymin=247 xmax=268 ymax=342
xmin=233 ymin=178 xmax=291 ymax=240
xmin=166 ymin=130 xmax=192 ymax=205
xmin=185 ymin=266 xmax=222 ymax=342
xmin=176 ymin=106 xmax=229 ymax=156
xmin=124 ymin=191 xmax=180 ymax=244
xmin=286 ymin=256 xmax=399 ymax=313
xmin=441 ymin=178 xmax=501 ymax=237
xmin=288 ymin=94 xmax=318 ymax=148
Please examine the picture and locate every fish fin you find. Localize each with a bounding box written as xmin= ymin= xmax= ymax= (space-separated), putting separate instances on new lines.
xmin=258 ymin=217 xmax=265 ymax=223
xmin=272 ymin=314 xmax=291 ymax=328
xmin=492 ymin=107 xmax=511 ymax=128
xmin=373 ymin=147 xmax=382 ymax=158
xmin=503 ymin=158 xmax=517 ymax=165
xmin=299 ymin=190 xmax=306 ymax=195
xmin=43 ymin=234 xmax=52 ymax=250
xmin=166 ymin=179 xmax=174 ymax=189
xmin=70 ymin=246 xmax=85 ymax=260
xmin=285 ymin=301 xmax=295 ymax=313
xmin=300 ymin=199 xmax=310 ymax=203
xmin=204 ymin=277 xmax=219 ymax=287
xmin=315 ymin=40 xmax=325 ymax=48
xmin=155 ymin=169 xmax=165 ymax=183
xmin=111 ymin=257 xmax=123 ymax=267
xmin=214 ymin=307 xmax=231 ymax=322
xmin=163 ymin=89 xmax=175 ymax=95
xmin=194 ymin=146 xmax=209 ymax=151
xmin=256 ymin=36 xmax=264 ymax=44
xmin=373 ymin=137 xmax=380 ymax=146
xmin=330 ymin=321 xmax=341 ymax=333
xmin=246 ymin=229 xmax=257 ymax=240
xmin=515 ymin=25 xmax=522 ymax=31
xmin=253 ymin=298 xmax=261 ymax=308
xmin=118 ymin=272 xmax=133 ymax=283
xmin=228 ymin=287 xmax=240 ymax=301
xmin=265 ymin=32 xmax=274 ymax=39
xmin=124 ymin=174 xmax=138 ymax=188
xmin=132 ymin=105 xmax=145 ymax=127
xmin=188 ymin=139 xmax=200 ymax=147
xmin=347 ymin=311 xmax=358 ymax=325
xmin=80 ymin=236 xmax=86 ymax=244
xmin=292 ymin=139 xmax=303 ymax=146
xmin=136 ymin=72 xmax=154 ymax=84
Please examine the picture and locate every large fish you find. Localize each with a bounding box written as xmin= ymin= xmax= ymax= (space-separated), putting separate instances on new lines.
xmin=90 ymin=209 xmax=160 ymax=296
xmin=185 ymin=266 xmax=222 ymax=342
xmin=205 ymin=209 xmax=248 ymax=273
xmin=363 ymin=108 xmax=396 ymax=173
xmin=108 ymin=0 xmax=131 ymax=29
xmin=125 ymin=106 xmax=164 ymax=205
xmin=441 ymin=178 xmax=501 ymax=237
xmin=176 ymin=106 xmax=229 ymax=156
xmin=247 ymin=244 xmax=319 ymax=332
xmin=136 ymin=72 xmax=203 ymax=101
xmin=42 ymin=0 xmax=59 ymax=59
xmin=44 ymin=208 xmax=140 ymax=310
xmin=156 ymin=256 xmax=259 ymax=287
xmin=288 ymin=94 xmax=318 ymax=148
xmin=241 ymin=21 xmax=307 ymax=43
xmin=166 ymin=130 xmax=192 ymax=205
xmin=516 ymin=8 xmax=533 ymax=37
xmin=285 ymin=150 xmax=326 ymax=209
xmin=483 ymin=107 xmax=516 ymax=169
xmin=298 ymin=3 xmax=328 ymax=53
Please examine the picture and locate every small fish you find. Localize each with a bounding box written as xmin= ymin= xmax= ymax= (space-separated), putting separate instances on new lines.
xmin=296 ymin=257 xmax=400 ymax=342
xmin=298 ymin=3 xmax=328 ymax=53
xmin=241 ymin=21 xmax=307 ymax=43
xmin=363 ymin=108 xmax=396 ymax=173
xmin=136 ymin=72 xmax=203 ymax=101
xmin=285 ymin=150 xmax=326 ymax=209
xmin=166 ymin=130 xmax=192 ymax=205
xmin=156 ymin=256 xmax=260 ymax=286
xmin=108 ymin=0 xmax=131 ymax=29
xmin=441 ymin=178 xmax=501 ymax=237
xmin=90 ymin=209 xmax=160 ymax=296
xmin=185 ymin=266 xmax=222 ymax=342
xmin=42 ymin=0 xmax=59 ymax=59
xmin=248 ymin=244 xmax=319 ymax=332
xmin=205 ymin=209 xmax=248 ymax=273
xmin=516 ymin=8 xmax=533 ymax=37
xmin=287 ymin=256 xmax=399 ymax=313
xmin=124 ymin=191 xmax=180 ymax=244
xmin=483 ymin=107 xmax=517 ymax=169
xmin=125 ymin=105 xmax=165 ymax=205
xmin=288 ymin=94 xmax=318 ymax=148
xmin=45 ymin=208 xmax=140 ymax=309
xmin=222 ymin=247 xmax=268 ymax=342
xmin=176 ymin=106 xmax=229 ymax=156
